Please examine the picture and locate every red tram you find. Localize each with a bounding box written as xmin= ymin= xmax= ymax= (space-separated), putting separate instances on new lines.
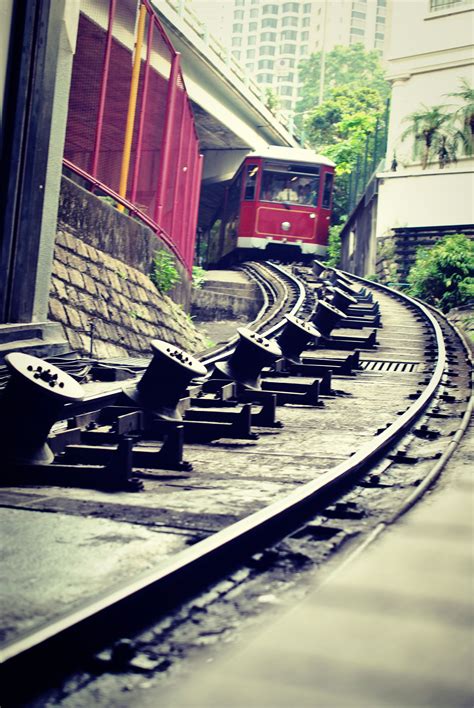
xmin=214 ymin=146 xmax=335 ymax=261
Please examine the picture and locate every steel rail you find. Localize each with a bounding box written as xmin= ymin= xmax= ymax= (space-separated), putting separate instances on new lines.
xmin=199 ymin=261 xmax=304 ymax=367
xmin=0 ymin=276 xmax=447 ymax=687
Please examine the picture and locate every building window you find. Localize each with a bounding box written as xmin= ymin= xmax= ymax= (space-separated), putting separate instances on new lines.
xmin=278 ymin=71 xmax=295 ymax=82
xmin=232 ymin=50 xmax=241 ymax=60
xmin=261 ymin=45 xmax=276 ymax=55
xmin=261 ymin=31 xmax=277 ymax=40
xmin=301 ymin=31 xmax=309 ymax=40
xmin=300 ymin=44 xmax=309 ymax=55
xmin=375 ymin=31 xmax=384 ymax=38
xmin=281 ymin=99 xmax=293 ymax=110
xmin=250 ymin=8 xmax=259 ymax=17
xmin=350 ymin=27 xmax=365 ymax=35
xmin=262 ymin=17 xmax=278 ymax=27
xmin=430 ymin=0 xmax=466 ymax=9
xmin=304 ymin=3 xmax=312 ymax=11
xmin=258 ymin=59 xmax=275 ymax=69
xmin=234 ymin=9 xmax=244 ymax=19
xmin=246 ymin=62 xmax=255 ymax=70
xmin=247 ymin=49 xmax=256 ymax=58
xmin=280 ymin=85 xmax=293 ymax=96
xmin=232 ymin=36 xmax=242 ymax=46
xmin=282 ymin=15 xmax=298 ymax=26
xmin=376 ymin=15 xmax=386 ymax=23
xmin=281 ymin=43 xmax=297 ymax=54
xmin=302 ymin=16 xmax=310 ymax=26
xmin=282 ymin=29 xmax=298 ymax=40
xmin=257 ymin=72 xmax=274 ymax=83
xmin=352 ymin=10 xmax=366 ymax=18
xmin=248 ymin=35 xmax=256 ymax=45
xmin=249 ymin=21 xmax=257 ymax=30
xmin=233 ymin=23 xmax=243 ymax=32
xmin=283 ymin=2 xmax=299 ymax=11
xmin=262 ymin=4 xmax=279 ymax=14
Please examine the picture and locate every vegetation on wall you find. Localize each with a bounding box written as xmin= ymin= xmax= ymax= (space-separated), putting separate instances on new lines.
xmin=406 ymin=234 xmax=474 ymax=312
xmin=150 ymin=250 xmax=181 ymax=293
xmin=326 ymin=224 xmax=343 ymax=268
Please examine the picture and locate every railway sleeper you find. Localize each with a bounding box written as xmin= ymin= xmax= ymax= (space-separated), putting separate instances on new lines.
xmin=319 ymin=329 xmax=378 ymax=350
xmin=334 ymin=314 xmax=381 ymax=329
xmin=263 ymin=363 xmax=333 ymax=395
xmin=260 ymin=376 xmax=322 ymax=406
xmin=52 ymin=408 xmax=192 ymax=472
xmin=4 ymin=436 xmax=143 ymax=491
xmin=201 ymin=380 xmax=281 ymax=427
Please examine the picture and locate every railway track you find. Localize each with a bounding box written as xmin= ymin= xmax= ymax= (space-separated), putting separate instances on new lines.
xmin=0 ymin=261 xmax=471 ymax=705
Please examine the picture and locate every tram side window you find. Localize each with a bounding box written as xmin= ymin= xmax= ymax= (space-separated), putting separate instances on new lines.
xmin=322 ymin=172 xmax=333 ymax=209
xmin=244 ymin=165 xmax=259 ymax=200
xmin=224 ymin=172 xmax=243 ymax=242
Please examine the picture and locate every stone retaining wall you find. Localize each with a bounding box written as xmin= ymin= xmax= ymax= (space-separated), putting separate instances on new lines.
xmin=48 ymin=231 xmax=206 ymax=359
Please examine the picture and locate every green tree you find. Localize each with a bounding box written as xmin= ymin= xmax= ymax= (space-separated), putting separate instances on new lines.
xmin=401 ymin=104 xmax=454 ymax=169
xmin=265 ymin=88 xmax=279 ymax=114
xmin=297 ymin=45 xmax=390 ymax=223
xmin=406 ymin=234 xmax=474 ymax=312
xmin=447 ymin=78 xmax=474 ymax=156
xmin=297 ymin=44 xmax=390 ymax=114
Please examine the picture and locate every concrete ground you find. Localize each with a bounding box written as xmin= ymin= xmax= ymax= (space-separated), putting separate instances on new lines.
xmin=150 ymin=420 xmax=474 ymax=708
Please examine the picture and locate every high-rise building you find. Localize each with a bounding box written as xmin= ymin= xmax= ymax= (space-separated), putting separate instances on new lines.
xmin=228 ymin=0 xmax=389 ymax=115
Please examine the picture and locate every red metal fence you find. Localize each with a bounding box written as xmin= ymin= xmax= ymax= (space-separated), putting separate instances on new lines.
xmin=63 ymin=0 xmax=201 ymax=273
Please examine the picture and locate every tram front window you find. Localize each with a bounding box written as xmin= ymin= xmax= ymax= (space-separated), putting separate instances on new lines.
xmin=261 ymin=170 xmax=319 ymax=205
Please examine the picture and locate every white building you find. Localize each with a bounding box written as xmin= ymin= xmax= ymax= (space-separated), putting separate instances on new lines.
xmin=376 ymin=0 xmax=474 ymax=238
xmin=203 ymin=0 xmax=390 ymax=116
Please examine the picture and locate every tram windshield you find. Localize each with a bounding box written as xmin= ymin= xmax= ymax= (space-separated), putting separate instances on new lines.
xmin=260 ymin=164 xmax=320 ymax=206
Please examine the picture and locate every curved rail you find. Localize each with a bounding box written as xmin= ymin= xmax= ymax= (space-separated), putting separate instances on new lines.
xmin=1 ymin=267 xmax=453 ymax=687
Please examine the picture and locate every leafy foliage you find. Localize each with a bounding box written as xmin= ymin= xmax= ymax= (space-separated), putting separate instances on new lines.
xmin=297 ymin=44 xmax=390 ymax=114
xmin=265 ymin=88 xmax=279 ymax=113
xmin=192 ymin=266 xmax=207 ymax=289
xmin=326 ymin=223 xmax=343 ymax=267
xmin=406 ymin=234 xmax=474 ymax=312
xmin=150 ymin=250 xmax=181 ymax=294
xmin=446 ymin=78 xmax=474 ymax=156
xmin=401 ymin=104 xmax=455 ymax=168
xmin=297 ymin=45 xmax=390 ymax=223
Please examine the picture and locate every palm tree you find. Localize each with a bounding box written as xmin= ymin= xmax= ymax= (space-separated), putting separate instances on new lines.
xmin=446 ymin=78 xmax=474 ymax=156
xmin=401 ymin=104 xmax=453 ymax=168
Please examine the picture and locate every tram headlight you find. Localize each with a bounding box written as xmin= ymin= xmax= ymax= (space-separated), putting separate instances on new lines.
xmin=281 ymin=221 xmax=291 ymax=231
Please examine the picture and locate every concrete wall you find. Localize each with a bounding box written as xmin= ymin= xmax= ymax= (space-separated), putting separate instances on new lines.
xmin=376 ymin=167 xmax=474 ymax=240
xmin=48 ymin=176 xmax=206 ymax=358
xmin=340 ymin=187 xmax=378 ymax=277
xmin=385 ymin=0 xmax=473 ymax=169
xmin=58 ymin=176 xmax=192 ymax=306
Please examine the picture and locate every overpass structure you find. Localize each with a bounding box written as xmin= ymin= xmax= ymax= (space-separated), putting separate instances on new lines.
xmin=0 ymin=0 xmax=297 ymax=343
xmin=64 ymin=0 xmax=298 ymax=259
xmin=142 ymin=0 xmax=299 ymax=231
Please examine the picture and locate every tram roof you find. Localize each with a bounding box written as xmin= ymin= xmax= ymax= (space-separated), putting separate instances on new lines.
xmin=247 ymin=145 xmax=335 ymax=168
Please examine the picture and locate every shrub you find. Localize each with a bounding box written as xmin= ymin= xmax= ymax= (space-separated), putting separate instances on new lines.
xmin=151 ymin=250 xmax=181 ymax=293
xmin=326 ymin=223 xmax=343 ymax=267
xmin=192 ymin=266 xmax=207 ymax=289
xmin=406 ymin=233 xmax=474 ymax=312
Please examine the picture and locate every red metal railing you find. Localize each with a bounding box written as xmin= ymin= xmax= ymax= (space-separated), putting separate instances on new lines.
xmin=63 ymin=0 xmax=201 ymax=273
